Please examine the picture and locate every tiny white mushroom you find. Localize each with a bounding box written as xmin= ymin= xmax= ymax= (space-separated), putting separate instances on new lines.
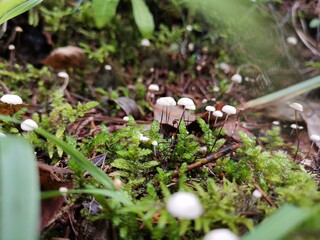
xmin=185 ymin=104 xmax=196 ymax=110
xmin=287 ymin=36 xmax=298 ymax=45
xmin=289 ymin=102 xmax=303 ymax=112
xmin=148 ymin=84 xmax=160 ymax=92
xmin=203 ymin=228 xmax=239 ymax=240
xmin=310 ymin=134 xmax=320 ymax=142
xmin=186 ymin=25 xmax=193 ymax=32
xmin=177 ymin=97 xmax=195 ymax=107
xmin=57 ymin=71 xmax=69 ymax=79
xmin=123 ymin=116 xmax=129 ymax=122
xmin=272 ymin=121 xmax=280 ymax=126
xmin=113 ymin=179 xmax=122 ymax=190
xmin=156 ymin=97 xmax=176 ymax=106
xmin=166 ymin=192 xmax=203 ymax=219
xmin=59 ymin=187 xmax=68 ymax=193
xmin=152 ymin=140 xmax=158 ymax=146
xmin=205 ymin=106 xmax=216 ymax=112
xmin=139 ymin=135 xmax=150 ymax=142
xmin=231 ymin=73 xmax=242 ymax=84
xmin=252 ymin=190 xmax=262 ymax=199
xmin=212 ymin=110 xmax=223 ymax=118
xmin=15 ymin=26 xmax=23 ymax=32
xmin=8 ymin=44 xmax=15 ymax=50
xmin=141 ymin=39 xmax=151 ymax=47
xmin=104 ymin=64 xmax=112 ymax=70
xmin=0 ymin=94 xmax=23 ymax=105
xmin=222 ymin=105 xmax=237 ymax=115
xmin=21 ymin=119 xmax=38 ymax=131
xmin=218 ymin=62 xmax=231 ymax=73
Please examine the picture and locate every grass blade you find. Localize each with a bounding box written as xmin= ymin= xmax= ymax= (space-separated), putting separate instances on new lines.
xmin=241 ymin=204 xmax=312 ymax=240
xmin=131 ymin=0 xmax=154 ymax=37
xmin=0 ymin=135 xmax=40 ymax=240
xmin=92 ymin=0 xmax=120 ymax=28
xmin=0 ymin=0 xmax=43 ymax=25
xmin=35 ymin=128 xmax=115 ymax=189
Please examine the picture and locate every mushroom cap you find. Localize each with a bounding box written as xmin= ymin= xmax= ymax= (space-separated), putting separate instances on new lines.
xmin=141 ymin=38 xmax=151 ymax=47
xmin=0 ymin=94 xmax=23 ymax=105
xmin=166 ymin=192 xmax=203 ymax=219
xmin=222 ymin=105 xmax=237 ymax=115
xmin=289 ymin=102 xmax=303 ymax=112
xmin=310 ymin=134 xmax=320 ymax=142
xmin=57 ymin=71 xmax=69 ymax=79
xmin=185 ymin=104 xmax=196 ymax=110
xmin=212 ymin=110 xmax=223 ymax=117
xmin=204 ymin=228 xmax=239 ymax=240
xmin=123 ymin=116 xmax=129 ymax=121
xmin=252 ymin=190 xmax=262 ymax=199
xmin=152 ymin=140 xmax=158 ymax=146
xmin=205 ymin=106 xmax=216 ymax=112
xmin=21 ymin=119 xmax=38 ymax=131
xmin=231 ymin=73 xmax=242 ymax=84
xmin=156 ymin=97 xmax=176 ymax=106
xmin=290 ymin=123 xmax=299 ymax=129
xmin=177 ymin=97 xmax=195 ymax=107
xmin=148 ymin=84 xmax=160 ymax=91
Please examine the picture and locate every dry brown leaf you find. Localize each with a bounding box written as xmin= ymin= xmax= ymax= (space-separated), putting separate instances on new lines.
xmin=42 ymin=46 xmax=85 ymax=70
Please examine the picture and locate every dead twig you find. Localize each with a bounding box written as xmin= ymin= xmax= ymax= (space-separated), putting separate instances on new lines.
xmin=173 ymin=143 xmax=240 ymax=177
xmin=254 ymin=184 xmax=277 ymax=208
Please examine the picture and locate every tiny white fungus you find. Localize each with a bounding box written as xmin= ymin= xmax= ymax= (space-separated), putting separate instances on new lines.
xmin=231 ymin=73 xmax=242 ymax=84
xmin=203 ymin=228 xmax=239 ymax=240
xmin=141 ymin=39 xmax=151 ymax=47
xmin=152 ymin=140 xmax=158 ymax=146
xmin=310 ymin=134 xmax=320 ymax=142
xmin=21 ymin=119 xmax=38 ymax=131
xmin=104 ymin=64 xmax=112 ymax=70
xmin=166 ymin=192 xmax=203 ymax=219
xmin=123 ymin=116 xmax=129 ymax=122
xmin=177 ymin=97 xmax=195 ymax=107
xmin=205 ymin=106 xmax=216 ymax=112
xmin=0 ymin=94 xmax=23 ymax=105
xmin=148 ymin=84 xmax=160 ymax=91
xmin=289 ymin=102 xmax=303 ymax=112
xmin=212 ymin=110 xmax=223 ymax=118
xmin=287 ymin=36 xmax=298 ymax=45
xmin=57 ymin=71 xmax=69 ymax=79
xmin=59 ymin=187 xmax=68 ymax=193
xmin=222 ymin=105 xmax=237 ymax=115
xmin=252 ymin=190 xmax=262 ymax=199
xmin=156 ymin=97 xmax=176 ymax=106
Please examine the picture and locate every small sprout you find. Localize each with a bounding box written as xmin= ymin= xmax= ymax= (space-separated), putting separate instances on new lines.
xmin=113 ymin=179 xmax=122 ymax=190
xmin=203 ymin=228 xmax=239 ymax=240
xmin=123 ymin=116 xmax=129 ymax=122
xmin=289 ymin=102 xmax=303 ymax=112
xmin=141 ymin=38 xmax=151 ymax=47
xmin=186 ymin=24 xmax=193 ymax=32
xmin=104 ymin=64 xmax=112 ymax=70
xmin=166 ymin=192 xmax=203 ymax=219
xmin=252 ymin=189 xmax=262 ymax=199
xmin=231 ymin=73 xmax=242 ymax=84
xmin=0 ymin=132 xmax=6 ymax=138
xmin=21 ymin=119 xmax=38 ymax=131
xmin=59 ymin=187 xmax=68 ymax=193
xmin=0 ymin=94 xmax=23 ymax=105
xmin=148 ymin=84 xmax=160 ymax=92
xmin=287 ymin=36 xmax=298 ymax=45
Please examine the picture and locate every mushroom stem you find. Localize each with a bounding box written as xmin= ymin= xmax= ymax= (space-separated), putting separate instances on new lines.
xmin=293 ymin=111 xmax=300 ymax=161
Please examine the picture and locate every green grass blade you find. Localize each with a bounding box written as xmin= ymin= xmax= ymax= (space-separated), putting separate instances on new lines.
xmin=35 ymin=128 xmax=114 ymax=189
xmin=131 ymin=0 xmax=155 ymax=37
xmin=241 ymin=204 xmax=312 ymax=240
xmin=0 ymin=0 xmax=43 ymax=25
xmin=0 ymin=135 xmax=40 ymax=240
xmin=243 ymin=75 xmax=320 ymax=111
xmin=92 ymin=0 xmax=119 ymax=28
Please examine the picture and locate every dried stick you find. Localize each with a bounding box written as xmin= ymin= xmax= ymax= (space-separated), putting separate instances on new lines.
xmin=173 ymin=143 xmax=240 ymax=177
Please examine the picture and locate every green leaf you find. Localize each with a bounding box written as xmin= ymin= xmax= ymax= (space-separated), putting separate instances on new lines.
xmin=92 ymin=0 xmax=120 ymax=28
xmin=35 ymin=128 xmax=114 ymax=189
xmin=0 ymin=0 xmax=43 ymax=25
xmin=131 ymin=0 xmax=155 ymax=37
xmin=111 ymin=158 xmax=133 ymax=171
xmin=241 ymin=204 xmax=313 ymax=240
xmin=0 ymin=135 xmax=40 ymax=240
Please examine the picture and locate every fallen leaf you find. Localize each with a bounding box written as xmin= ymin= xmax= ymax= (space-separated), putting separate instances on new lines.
xmin=0 ymin=102 xmax=31 ymax=115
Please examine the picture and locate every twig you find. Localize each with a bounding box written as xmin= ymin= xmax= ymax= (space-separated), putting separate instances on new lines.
xmin=254 ymin=184 xmax=277 ymax=208
xmin=173 ymin=143 xmax=240 ymax=177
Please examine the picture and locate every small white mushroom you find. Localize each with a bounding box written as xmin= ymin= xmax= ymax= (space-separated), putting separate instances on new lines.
xmin=0 ymin=94 xmax=23 ymax=105
xmin=141 ymin=39 xmax=151 ymax=47
xmin=289 ymin=102 xmax=303 ymax=112
xmin=204 ymin=228 xmax=239 ymax=240
xmin=148 ymin=84 xmax=160 ymax=92
xmin=21 ymin=119 xmax=38 ymax=131
xmin=231 ymin=73 xmax=242 ymax=84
